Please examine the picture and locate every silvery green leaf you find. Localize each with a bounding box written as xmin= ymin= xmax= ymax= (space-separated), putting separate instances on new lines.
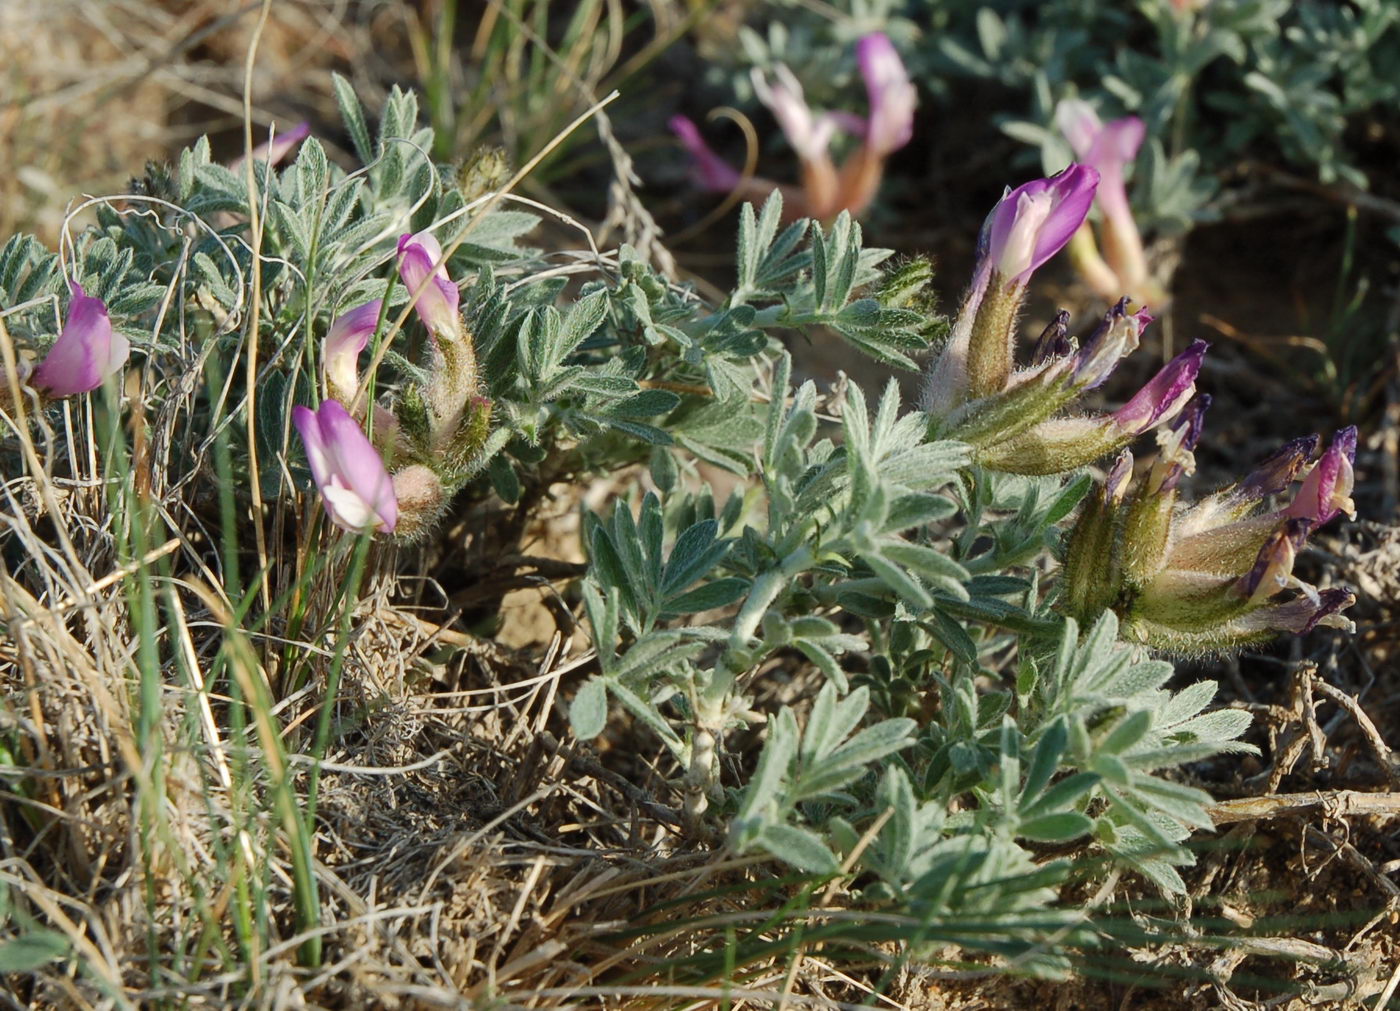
xmin=1018 ymin=812 xmax=1092 ymax=843
xmin=569 ymin=678 xmax=608 ymax=740
xmin=758 ymin=824 xmax=839 ymax=874
xmin=660 ymin=578 xmax=748 ymax=616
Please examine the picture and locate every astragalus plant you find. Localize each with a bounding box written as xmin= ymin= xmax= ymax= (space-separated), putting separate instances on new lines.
xmin=0 ymin=75 xmax=1357 ymax=1002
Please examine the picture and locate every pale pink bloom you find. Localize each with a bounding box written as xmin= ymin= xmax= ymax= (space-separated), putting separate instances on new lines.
xmin=293 ymin=399 xmax=398 ymax=534
xmin=31 ymin=282 xmax=129 ymax=396
xmin=397 ymin=231 xmax=460 ymax=339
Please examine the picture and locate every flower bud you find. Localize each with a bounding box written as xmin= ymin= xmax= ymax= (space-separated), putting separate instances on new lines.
xmin=1030 ymin=309 xmax=1073 ymax=366
xmin=31 ymin=282 xmax=129 ymax=397
xmin=1120 ymin=395 xmax=1209 ymax=591
xmin=1063 ymin=449 xmax=1132 ymax=621
xmin=390 ymin=464 xmax=446 ymax=541
xmin=293 ymin=400 xmax=397 ymax=534
xmin=324 ymin=300 xmax=383 ymax=410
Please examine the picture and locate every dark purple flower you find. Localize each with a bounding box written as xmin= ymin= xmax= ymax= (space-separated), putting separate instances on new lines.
xmin=1073 ymin=297 xmax=1152 ymax=389
xmin=1236 ymin=517 xmax=1311 ymax=602
xmin=1030 ymin=309 xmax=1073 ymax=366
xmin=1241 ymin=586 xmax=1356 ymax=635
xmin=1237 ymin=434 xmax=1323 ymax=502
xmin=1112 ymin=340 xmax=1207 ymax=435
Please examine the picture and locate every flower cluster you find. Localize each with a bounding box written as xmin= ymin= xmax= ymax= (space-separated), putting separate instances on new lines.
xmin=671 ymin=33 xmax=916 ymax=220
xmin=1064 ymin=417 xmax=1357 ymax=650
xmin=293 ymin=230 xmax=489 ymax=540
xmin=1054 ymin=99 xmax=1163 ymax=307
xmin=922 ymin=165 xmax=1204 ymax=474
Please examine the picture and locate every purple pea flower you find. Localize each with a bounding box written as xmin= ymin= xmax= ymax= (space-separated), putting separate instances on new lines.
xmin=1285 ymin=426 xmax=1357 ymax=526
xmin=1111 ymin=340 xmax=1208 ymax=435
xmin=982 ymin=164 xmax=1100 ymax=287
xmin=293 ymin=400 xmax=398 ymax=534
xmin=669 ymin=116 xmax=742 ymax=192
xmin=1055 ymin=101 xmax=1144 ymax=229
xmin=751 ymin=65 xmax=837 ymax=164
xmin=31 ymin=282 xmax=129 ymax=397
xmin=324 ymin=300 xmax=383 ymax=407
xmin=398 ymin=231 xmax=460 ymax=340
xmin=1237 ymin=434 xmax=1323 ymax=502
xmin=855 ymin=34 xmax=915 ymax=155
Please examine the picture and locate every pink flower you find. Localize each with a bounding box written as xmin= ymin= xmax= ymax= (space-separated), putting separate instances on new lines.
xmin=293 ymin=400 xmax=397 ymax=534
xmin=324 ymin=300 xmax=382 ymax=407
xmin=1055 ymin=102 xmax=1143 ymax=225
xmin=397 ymin=231 xmax=460 ymax=339
xmin=231 ymin=121 xmax=311 ymax=170
xmin=856 ymin=34 xmax=915 ymax=155
xmin=751 ymin=65 xmax=837 ymax=164
xmin=669 ymin=116 xmax=742 ymax=192
xmin=983 ymin=164 xmax=1100 ymax=286
xmin=1286 ymin=426 xmax=1357 ymax=526
xmin=31 ymin=282 xmax=129 ymax=397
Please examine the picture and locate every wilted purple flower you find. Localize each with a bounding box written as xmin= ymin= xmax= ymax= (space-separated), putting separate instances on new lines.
xmin=1237 ymin=434 xmax=1323 ymax=502
xmin=398 ymin=231 xmax=460 ymax=340
xmin=856 ymin=34 xmax=915 ymax=155
xmin=1073 ymin=297 xmax=1153 ymax=389
xmin=982 ymin=164 xmax=1099 ymax=286
xmin=293 ymin=399 xmax=397 ymax=534
xmin=231 ymin=121 xmax=311 ymax=171
xmin=1111 ymin=340 xmax=1207 ymax=435
xmin=669 ymin=116 xmax=743 ymax=192
xmin=1146 ymin=393 xmax=1210 ymax=495
xmin=324 ymin=300 xmax=382 ymax=408
xmin=1236 ymin=517 xmax=1311 ymax=602
xmin=1030 ymin=309 xmax=1073 ymax=366
xmin=31 ymin=282 xmax=129 ymax=397
xmin=1241 ymin=586 xmax=1356 ymax=635
xmin=1285 ymin=426 xmax=1356 ymax=526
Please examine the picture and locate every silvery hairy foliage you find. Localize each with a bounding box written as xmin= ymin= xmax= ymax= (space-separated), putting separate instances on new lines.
xmin=0 ymin=78 xmax=1269 ymax=959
